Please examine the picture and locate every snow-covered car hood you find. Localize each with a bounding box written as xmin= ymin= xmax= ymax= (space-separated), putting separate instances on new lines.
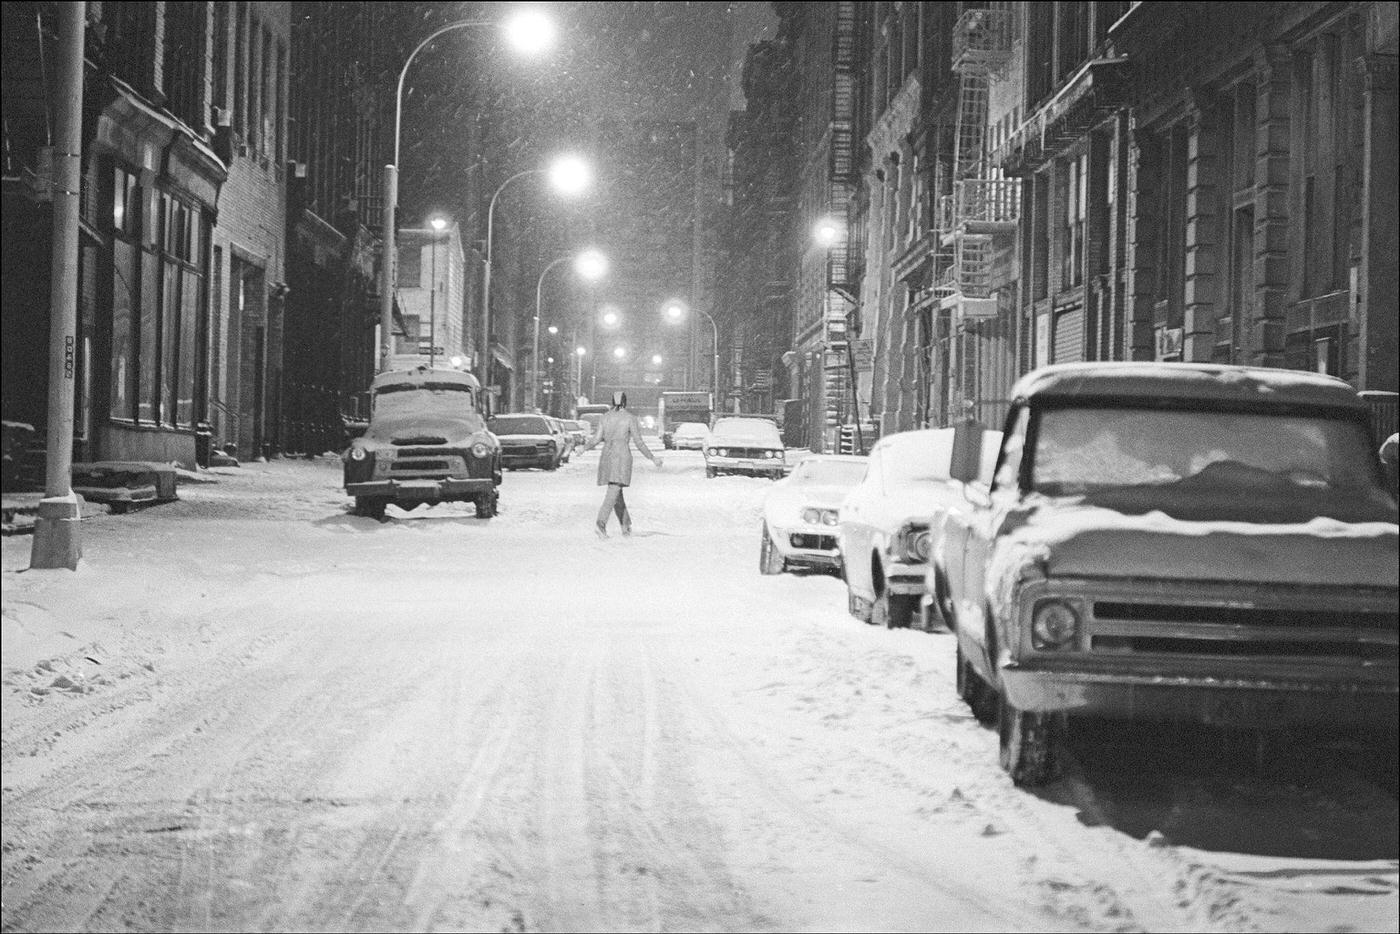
xmin=856 ymin=481 xmax=967 ymax=529
xmin=362 ymin=412 xmax=488 ymax=448
xmin=992 ymin=501 xmax=1399 ymax=589
xmin=495 ymin=433 xmax=553 ymax=443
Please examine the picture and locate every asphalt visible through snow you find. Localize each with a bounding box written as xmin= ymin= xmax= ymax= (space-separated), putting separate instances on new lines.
xmin=2 ymin=450 xmax=1396 ymax=932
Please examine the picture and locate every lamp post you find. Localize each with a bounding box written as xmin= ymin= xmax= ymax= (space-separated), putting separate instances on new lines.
xmin=426 ymin=215 xmax=449 ymax=369
xmin=379 ymin=11 xmax=556 ymax=374
xmin=813 ymin=216 xmax=863 ymax=452
xmin=663 ymin=300 xmax=719 ymax=401
xmin=574 ymin=345 xmax=587 ymax=403
xmin=482 ymin=155 xmax=591 ymax=394
xmin=530 ymin=248 xmax=607 ymax=409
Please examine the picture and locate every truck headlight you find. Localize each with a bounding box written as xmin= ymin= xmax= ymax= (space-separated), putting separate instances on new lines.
xmin=471 ymin=442 xmax=490 ymax=459
xmin=911 ymin=529 xmax=931 ymax=560
xmin=1032 ymin=599 xmax=1080 ymax=650
xmin=348 ymin=446 xmax=368 ymax=461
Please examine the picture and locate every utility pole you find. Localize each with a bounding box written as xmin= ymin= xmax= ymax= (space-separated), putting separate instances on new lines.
xmin=30 ymin=0 xmax=85 ymax=570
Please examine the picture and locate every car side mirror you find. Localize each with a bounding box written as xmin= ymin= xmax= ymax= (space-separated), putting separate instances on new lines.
xmin=948 ymin=419 xmax=984 ymax=484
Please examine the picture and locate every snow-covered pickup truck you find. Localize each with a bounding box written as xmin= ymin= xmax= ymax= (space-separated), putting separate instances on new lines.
xmin=343 ymin=366 xmax=501 ymax=520
xmin=933 ymin=362 xmax=1399 ymax=786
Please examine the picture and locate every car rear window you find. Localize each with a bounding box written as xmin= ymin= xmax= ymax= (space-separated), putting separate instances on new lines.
xmin=489 ymin=416 xmax=550 ymax=435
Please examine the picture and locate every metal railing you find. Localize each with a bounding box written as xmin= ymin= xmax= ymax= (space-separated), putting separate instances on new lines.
xmin=951 ymin=8 xmax=1014 ymax=72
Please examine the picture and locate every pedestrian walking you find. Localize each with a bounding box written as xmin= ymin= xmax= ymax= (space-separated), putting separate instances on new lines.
xmin=582 ymin=391 xmax=661 ymax=537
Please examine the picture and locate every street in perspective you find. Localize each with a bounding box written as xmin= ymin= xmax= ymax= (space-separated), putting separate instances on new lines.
xmin=3 ymin=2 xmax=1398 ymax=933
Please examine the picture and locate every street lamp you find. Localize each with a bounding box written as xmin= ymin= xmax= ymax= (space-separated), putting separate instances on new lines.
xmin=379 ymin=11 xmax=556 ymax=373
xmin=651 ymin=354 xmax=663 ymax=366
xmin=532 ymin=247 xmax=608 ymax=409
xmin=483 ymin=154 xmax=593 ymax=394
xmin=663 ymin=299 xmax=719 ymax=399
xmin=813 ymin=216 xmax=845 ymax=248
xmin=425 ymin=214 xmax=450 ymax=370
xmin=574 ymin=345 xmax=587 ymax=401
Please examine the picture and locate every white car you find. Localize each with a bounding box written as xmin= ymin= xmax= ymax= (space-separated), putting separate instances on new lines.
xmin=671 ymin=422 xmax=711 ymax=450
xmin=759 ymin=454 xmax=868 ymax=575
xmin=704 ymin=417 xmax=785 ymax=478
xmin=838 ymin=427 xmax=1001 ymax=629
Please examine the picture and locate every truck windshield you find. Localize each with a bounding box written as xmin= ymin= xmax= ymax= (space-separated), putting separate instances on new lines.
xmin=1032 ymin=406 xmax=1383 ymax=497
xmin=372 ymin=383 xmax=475 ymax=421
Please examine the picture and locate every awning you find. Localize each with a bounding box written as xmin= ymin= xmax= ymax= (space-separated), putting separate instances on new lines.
xmin=94 ymin=76 xmax=226 ymax=206
xmin=491 ymin=345 xmax=515 ymax=369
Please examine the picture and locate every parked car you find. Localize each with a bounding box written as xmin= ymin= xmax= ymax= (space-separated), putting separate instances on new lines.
xmin=564 ymin=419 xmax=589 ymax=451
xmin=704 ymin=417 xmax=785 ymax=478
xmin=488 ymin=413 xmax=564 ymax=470
xmin=672 ymin=422 xmax=710 ymax=450
xmin=935 ymin=362 xmax=1399 ymax=786
xmin=838 ymin=428 xmax=1001 ymax=629
xmin=342 ymin=366 xmax=501 ymax=520
xmin=546 ymin=416 xmax=573 ymax=463
xmin=760 ymin=454 xmax=868 ymax=575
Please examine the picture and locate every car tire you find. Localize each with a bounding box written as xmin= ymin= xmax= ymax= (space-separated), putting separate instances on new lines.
xmin=545 ymin=458 xmax=559 ymax=471
xmin=705 ymin=467 xmax=717 ymax=479
xmin=998 ymin=695 xmax=1062 ymax=787
xmin=956 ymin=642 xmax=998 ymax=725
xmin=846 ymin=586 xmax=873 ymax=624
xmin=355 ymin=496 xmax=387 ymax=521
xmin=475 ymin=490 xmax=498 ymax=519
xmin=759 ymin=523 xmax=786 ymax=575
xmin=872 ymin=590 xmax=915 ymax=629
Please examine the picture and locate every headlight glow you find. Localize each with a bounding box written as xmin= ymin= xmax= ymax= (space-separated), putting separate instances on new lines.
xmin=1032 ymin=599 xmax=1080 ymax=650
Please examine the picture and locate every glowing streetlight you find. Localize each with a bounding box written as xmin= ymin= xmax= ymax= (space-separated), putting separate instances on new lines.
xmin=547 ymin=325 xmax=559 ymax=335
xmin=600 ymin=307 xmax=621 ymax=328
xmin=612 ymin=346 xmax=627 ymax=360
xmin=813 ymin=216 xmax=844 ymax=247
xmin=502 ymin=8 xmax=556 ymax=54
xmin=380 ymin=12 xmax=555 ymax=373
xmin=651 ymin=354 xmax=663 ymax=366
xmin=575 ymin=346 xmax=587 ymax=356
xmin=548 ymin=154 xmax=592 ymax=197
xmin=574 ymin=247 xmax=608 ymax=281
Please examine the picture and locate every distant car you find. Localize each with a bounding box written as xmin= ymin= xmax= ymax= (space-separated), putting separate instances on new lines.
xmin=342 ymin=366 xmax=501 ymax=520
xmin=760 ymin=454 xmax=868 ymax=575
xmin=489 ymin=413 xmax=564 ymax=470
xmin=671 ymin=422 xmax=710 ymax=450
xmin=546 ymin=416 xmax=573 ymax=463
xmin=838 ymin=427 xmax=1000 ymax=629
xmin=704 ymin=416 xmax=785 ymax=478
xmin=565 ymin=419 xmax=589 ymax=451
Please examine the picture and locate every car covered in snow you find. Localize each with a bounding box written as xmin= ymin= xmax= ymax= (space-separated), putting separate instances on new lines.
xmin=489 ymin=413 xmax=565 ymax=471
xmin=839 ymin=428 xmax=1001 ymax=630
xmin=671 ymin=421 xmax=711 ymax=450
xmin=760 ymin=454 xmax=868 ymax=575
xmin=936 ymin=362 xmax=1400 ymax=786
xmin=704 ymin=416 xmax=785 ymax=478
xmin=563 ymin=419 xmax=590 ymax=451
xmin=546 ymin=416 xmax=574 ymax=463
xmin=343 ymin=366 xmax=501 ymax=520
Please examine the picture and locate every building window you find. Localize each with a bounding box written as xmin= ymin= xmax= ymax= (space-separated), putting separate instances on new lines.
xmin=163 ymin=1 xmax=204 ymax=129
xmin=235 ymin=2 xmax=248 ymax=143
xmin=1032 ymin=173 xmax=1049 ymax=301
xmin=212 ymin=2 xmax=228 ymax=112
xmin=1061 ymin=153 xmax=1087 ymax=288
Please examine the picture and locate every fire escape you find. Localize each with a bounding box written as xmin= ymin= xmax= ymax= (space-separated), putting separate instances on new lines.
xmin=935 ymin=8 xmax=1019 ymax=319
xmin=823 ymin=1 xmax=861 ymax=450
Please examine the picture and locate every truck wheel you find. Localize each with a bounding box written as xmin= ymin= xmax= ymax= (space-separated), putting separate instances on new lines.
xmin=759 ymin=523 xmax=786 ymax=575
xmin=998 ymin=696 xmax=1062 ymax=786
xmin=475 ymin=490 xmax=498 ymax=518
xmin=355 ymin=496 xmax=387 ymax=521
xmin=956 ymin=642 xmax=998 ymax=725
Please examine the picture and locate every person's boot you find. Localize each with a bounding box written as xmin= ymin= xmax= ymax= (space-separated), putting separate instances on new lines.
xmin=595 ymin=520 xmax=608 ymax=539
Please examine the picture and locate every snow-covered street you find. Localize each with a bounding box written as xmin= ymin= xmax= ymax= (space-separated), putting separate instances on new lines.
xmin=3 ymin=451 xmax=1396 ymax=933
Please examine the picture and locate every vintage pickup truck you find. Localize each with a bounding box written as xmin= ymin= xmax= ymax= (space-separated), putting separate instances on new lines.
xmin=932 ymin=362 xmax=1399 ymax=786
